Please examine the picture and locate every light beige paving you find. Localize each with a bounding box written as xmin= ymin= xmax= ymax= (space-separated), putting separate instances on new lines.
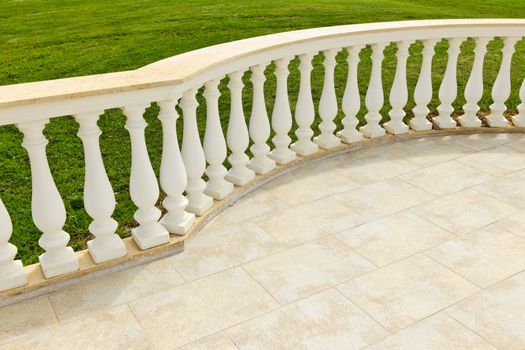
xmin=2 ymin=133 xmax=525 ymax=349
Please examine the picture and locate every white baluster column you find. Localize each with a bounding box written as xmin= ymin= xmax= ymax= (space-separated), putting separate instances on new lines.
xmin=203 ymin=80 xmax=234 ymax=198
xmin=512 ymin=78 xmax=525 ymax=127
xmin=181 ymin=89 xmax=214 ymax=215
xmin=124 ymin=105 xmax=169 ymax=249
xmin=269 ymin=57 xmax=296 ymax=164
xmin=410 ymin=39 xmax=438 ymax=131
xmin=459 ymin=37 xmax=491 ymax=127
xmin=314 ymin=49 xmax=340 ymax=148
xmin=225 ymin=70 xmax=256 ymax=185
xmin=487 ymin=36 xmax=521 ymax=127
xmin=338 ymin=45 xmax=364 ymax=143
xmin=18 ymin=120 xmax=79 ymax=278
xmin=158 ymin=100 xmax=195 ymax=234
xmin=433 ymin=37 xmax=465 ymax=129
xmin=76 ymin=112 xmax=126 ymax=263
xmin=0 ymin=197 xmax=26 ymax=291
xmin=248 ymin=64 xmax=276 ymax=174
xmin=384 ymin=41 xmax=413 ymax=134
xmin=360 ymin=42 xmax=388 ymax=138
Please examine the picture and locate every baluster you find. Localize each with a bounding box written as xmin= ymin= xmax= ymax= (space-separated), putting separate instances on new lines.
xmin=384 ymin=41 xmax=413 ymax=134
xmin=181 ymin=89 xmax=214 ymax=215
xmin=433 ymin=37 xmax=465 ymax=129
xmin=248 ymin=64 xmax=276 ymax=174
xmin=123 ymin=104 xmax=169 ymax=249
xmin=203 ymin=79 xmax=235 ymax=197
xmin=459 ymin=37 xmax=492 ymax=127
xmin=512 ymin=78 xmax=525 ymax=127
xmin=269 ymin=57 xmax=296 ymax=164
xmin=487 ymin=36 xmax=521 ymax=127
xmin=314 ymin=49 xmax=340 ymax=148
xmin=410 ymin=39 xmax=438 ymax=131
xmin=0 ymin=197 xmax=26 ymax=291
xmin=291 ymin=53 xmax=319 ymax=155
xmin=360 ymin=42 xmax=388 ymax=138
xmin=158 ymin=100 xmax=195 ymax=234
xmin=18 ymin=120 xmax=78 ymax=278
xmin=225 ymin=70 xmax=256 ymax=185
xmin=76 ymin=112 xmax=126 ymax=263
xmin=338 ymin=45 xmax=364 ymax=143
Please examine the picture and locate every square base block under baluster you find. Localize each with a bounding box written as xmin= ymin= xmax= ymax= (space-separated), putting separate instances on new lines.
xmin=313 ymin=135 xmax=341 ymax=149
xmin=290 ymin=141 xmax=319 ymax=156
xmin=0 ymin=261 xmax=27 ymax=291
xmin=39 ymin=247 xmax=79 ymax=279
xmin=160 ymin=212 xmax=195 ymax=235
xmin=248 ymin=158 xmax=276 ymax=175
xmin=268 ymin=149 xmax=296 ymax=165
xmin=359 ymin=125 xmax=386 ymax=139
xmin=132 ymin=226 xmax=170 ymax=250
xmin=432 ymin=117 xmax=457 ymax=129
xmin=88 ymin=235 xmax=127 ymax=264
xmin=186 ymin=196 xmax=214 ymax=217
xmin=336 ymin=130 xmax=363 ymax=144
xmin=204 ymin=181 xmax=234 ymax=200
xmin=225 ymin=169 xmax=256 ymax=186
xmin=486 ymin=116 xmax=510 ymax=128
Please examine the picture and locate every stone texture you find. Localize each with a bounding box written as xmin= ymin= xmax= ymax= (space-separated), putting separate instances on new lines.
xmin=457 ymin=145 xmax=525 ymax=177
xmin=176 ymin=333 xmax=237 ymax=350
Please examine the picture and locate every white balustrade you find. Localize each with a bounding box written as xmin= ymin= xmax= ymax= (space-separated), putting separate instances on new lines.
xmin=384 ymin=41 xmax=413 ymax=134
xmin=75 ymin=112 xmax=126 ymax=263
xmin=248 ymin=64 xmax=276 ymax=174
xmin=338 ymin=45 xmax=364 ymax=143
xmin=0 ymin=197 xmax=26 ymax=291
xmin=158 ymin=100 xmax=195 ymax=234
xmin=203 ymin=80 xmax=235 ymax=197
xmin=291 ymin=53 xmax=319 ymax=155
xmin=459 ymin=37 xmax=492 ymax=127
xmin=512 ymin=78 xmax=525 ymax=127
xmin=124 ymin=105 xmax=170 ymax=249
xmin=18 ymin=120 xmax=79 ymax=278
xmin=487 ymin=36 xmax=521 ymax=127
xmin=181 ymin=89 xmax=214 ymax=216
xmin=410 ymin=39 xmax=438 ymax=131
xmin=433 ymin=37 xmax=465 ymax=129
xmin=360 ymin=42 xmax=388 ymax=138
xmin=314 ymin=49 xmax=341 ymax=148
xmin=269 ymin=57 xmax=296 ymax=164
xmin=225 ymin=70 xmax=256 ymax=185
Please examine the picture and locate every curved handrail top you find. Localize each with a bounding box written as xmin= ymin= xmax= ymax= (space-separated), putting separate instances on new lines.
xmin=0 ymin=18 xmax=524 ymax=110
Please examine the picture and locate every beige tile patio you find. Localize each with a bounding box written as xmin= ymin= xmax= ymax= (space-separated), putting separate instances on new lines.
xmin=253 ymin=197 xmax=365 ymax=246
xmin=227 ymin=288 xmax=388 ymax=350
xmin=399 ymin=160 xmax=495 ymax=196
xmin=410 ymin=188 xmax=518 ymax=235
xmin=434 ymin=133 xmax=515 ymax=151
xmin=338 ymin=254 xmax=479 ymax=331
xmin=334 ymin=178 xmax=435 ymax=221
xmin=492 ymin=211 xmax=525 ymax=239
xmin=0 ymin=296 xmax=57 ymax=346
xmin=176 ymin=333 xmax=237 ymax=350
xmin=426 ymin=229 xmax=525 ymax=287
xmin=336 ymin=210 xmax=454 ymax=266
xmin=447 ymin=271 xmax=525 ymax=349
xmin=49 ymin=258 xmax=184 ymax=321
xmin=457 ymin=145 xmax=525 ymax=177
xmin=129 ymin=267 xmax=277 ymax=349
xmin=170 ymin=222 xmax=287 ymax=281
xmin=243 ymin=236 xmax=375 ymax=304
xmin=474 ymin=169 xmax=525 ymax=209
xmin=365 ymin=312 xmax=496 ymax=350
xmin=0 ymin=305 xmax=150 ymax=350
xmin=394 ymin=138 xmax=473 ymax=167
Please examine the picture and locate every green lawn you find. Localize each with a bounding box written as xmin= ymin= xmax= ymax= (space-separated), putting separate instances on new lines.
xmin=1 ymin=0 xmax=525 ymax=264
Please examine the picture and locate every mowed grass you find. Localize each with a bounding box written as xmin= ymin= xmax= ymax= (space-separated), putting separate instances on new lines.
xmin=1 ymin=0 xmax=525 ymax=264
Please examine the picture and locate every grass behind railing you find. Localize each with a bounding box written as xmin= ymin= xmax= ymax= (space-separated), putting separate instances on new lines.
xmin=1 ymin=0 xmax=525 ymax=264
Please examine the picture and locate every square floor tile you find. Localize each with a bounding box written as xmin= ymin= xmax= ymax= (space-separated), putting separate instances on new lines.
xmin=227 ymin=289 xmax=388 ymax=350
xmin=492 ymin=211 xmax=525 ymax=239
xmin=337 ymin=211 xmax=454 ymax=266
xmin=395 ymin=138 xmax=472 ymax=168
xmin=176 ymin=333 xmax=237 ymax=350
xmin=0 ymin=305 xmax=150 ymax=350
xmin=365 ymin=312 xmax=496 ymax=350
xmin=253 ymin=197 xmax=365 ymax=246
xmin=338 ymin=254 xmax=479 ymax=331
xmin=400 ymin=160 xmax=495 ymax=196
xmin=334 ymin=179 xmax=435 ymax=221
xmin=170 ymin=222 xmax=287 ymax=281
xmin=426 ymin=229 xmax=525 ymax=287
xmin=457 ymin=145 xmax=525 ymax=177
xmin=49 ymin=258 xmax=185 ymax=321
xmin=411 ymin=188 xmax=518 ymax=235
xmin=474 ymin=169 xmax=525 ymax=209
xmin=447 ymin=271 xmax=525 ymax=349
xmin=243 ymin=237 xmax=375 ymax=304
xmin=129 ymin=267 xmax=278 ymax=349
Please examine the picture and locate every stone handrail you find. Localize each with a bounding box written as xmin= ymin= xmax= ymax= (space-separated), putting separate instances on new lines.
xmin=1 ymin=19 xmax=525 ymax=298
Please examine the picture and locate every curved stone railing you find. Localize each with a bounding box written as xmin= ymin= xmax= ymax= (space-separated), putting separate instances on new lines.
xmin=1 ymin=19 xmax=525 ymax=299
